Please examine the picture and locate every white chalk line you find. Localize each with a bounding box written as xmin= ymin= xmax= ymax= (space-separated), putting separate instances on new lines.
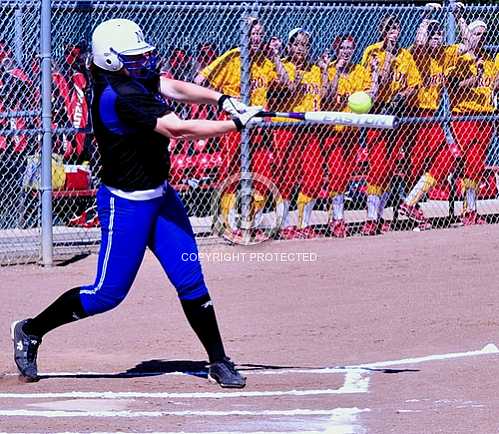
xmin=0 ymin=344 xmax=494 ymax=431
xmin=0 ymin=430 xmax=360 ymax=434
xmin=0 ymin=432 xmax=344 ymax=434
xmin=5 ymin=344 xmax=492 ymax=428
xmin=0 ymin=432 xmax=350 ymax=434
xmin=0 ymin=407 xmax=371 ymax=434
xmin=6 ymin=344 xmax=493 ymax=430
xmin=4 ymin=342 xmax=496 ymax=379
xmin=0 ymin=385 xmax=365 ymax=400
xmin=0 ymin=341 xmax=494 ymax=432
xmin=347 ymin=343 xmax=499 ymax=369
xmin=0 ymin=407 xmax=370 ymax=419
xmin=0 ymin=367 xmax=370 ymax=400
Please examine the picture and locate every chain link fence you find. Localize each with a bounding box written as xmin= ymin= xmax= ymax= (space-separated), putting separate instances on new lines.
xmin=0 ymin=0 xmax=498 ymax=264
xmin=0 ymin=0 xmax=42 ymax=264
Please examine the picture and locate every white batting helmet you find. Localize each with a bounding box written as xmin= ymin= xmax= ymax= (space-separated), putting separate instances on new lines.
xmin=91 ymin=18 xmax=155 ymax=71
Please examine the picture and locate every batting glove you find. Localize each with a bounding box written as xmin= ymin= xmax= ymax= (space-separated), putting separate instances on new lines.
xmin=218 ymin=94 xmax=249 ymax=116
xmin=232 ymin=106 xmax=263 ymax=131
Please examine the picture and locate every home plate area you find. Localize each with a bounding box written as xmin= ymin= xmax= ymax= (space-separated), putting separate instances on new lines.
xmin=0 ymin=343 xmax=497 ymax=433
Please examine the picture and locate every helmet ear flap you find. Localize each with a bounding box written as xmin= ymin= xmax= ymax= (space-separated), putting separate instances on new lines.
xmin=97 ymin=51 xmax=121 ymax=71
xmin=104 ymin=56 xmax=114 ymax=67
xmin=105 ymin=48 xmax=123 ymax=71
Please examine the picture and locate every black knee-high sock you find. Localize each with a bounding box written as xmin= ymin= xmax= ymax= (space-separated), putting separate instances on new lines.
xmin=181 ymin=294 xmax=226 ymax=364
xmin=23 ymin=287 xmax=88 ymax=339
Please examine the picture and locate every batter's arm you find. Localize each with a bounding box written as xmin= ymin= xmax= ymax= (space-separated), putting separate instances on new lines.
xmin=155 ymin=108 xmax=262 ymax=139
xmin=160 ymin=76 xmax=222 ymax=105
xmin=155 ymin=112 xmax=235 ymax=139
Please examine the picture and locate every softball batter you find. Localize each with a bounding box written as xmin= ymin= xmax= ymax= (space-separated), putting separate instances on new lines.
xmin=11 ymin=19 xmax=261 ymax=388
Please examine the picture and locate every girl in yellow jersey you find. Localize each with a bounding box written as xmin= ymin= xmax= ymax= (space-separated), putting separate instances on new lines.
xmin=268 ymin=28 xmax=324 ymax=239
xmin=400 ymin=4 xmax=494 ymax=228
xmin=360 ymin=15 xmax=421 ymax=236
xmin=320 ymin=35 xmax=378 ymax=237
xmin=398 ymin=20 xmax=459 ymax=229
xmin=496 ymin=52 xmax=499 ymax=107
xmin=447 ymin=20 xmax=498 ymax=225
xmin=194 ymin=17 xmax=282 ymax=237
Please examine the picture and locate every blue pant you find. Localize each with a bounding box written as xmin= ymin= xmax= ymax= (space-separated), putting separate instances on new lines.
xmin=79 ymin=184 xmax=208 ymax=316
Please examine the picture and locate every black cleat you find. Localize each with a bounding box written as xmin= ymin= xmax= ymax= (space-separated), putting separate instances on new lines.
xmin=208 ymin=357 xmax=246 ymax=388
xmin=11 ymin=319 xmax=41 ymax=382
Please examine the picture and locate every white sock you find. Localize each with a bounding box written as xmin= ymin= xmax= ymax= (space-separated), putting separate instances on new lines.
xmin=280 ymin=200 xmax=291 ymax=228
xmin=465 ymin=188 xmax=477 ymax=212
xmin=378 ymin=192 xmax=389 ymax=219
xmin=405 ymin=177 xmax=426 ymax=206
xmin=405 ymin=173 xmax=436 ymax=206
xmin=301 ymin=199 xmax=317 ymax=228
xmin=228 ymin=206 xmax=237 ymax=230
xmin=253 ymin=208 xmax=263 ymax=228
xmin=367 ymin=194 xmax=380 ymax=220
xmin=332 ymin=195 xmax=344 ymax=221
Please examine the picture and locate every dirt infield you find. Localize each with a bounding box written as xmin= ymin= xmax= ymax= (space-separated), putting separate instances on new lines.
xmin=1 ymin=225 xmax=499 ymax=433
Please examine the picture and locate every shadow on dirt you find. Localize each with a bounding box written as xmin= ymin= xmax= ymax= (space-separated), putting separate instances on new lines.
xmin=240 ymin=363 xmax=420 ymax=375
xmin=35 ymin=361 xmax=419 ymax=381
xmin=38 ymin=359 xmax=209 ymax=380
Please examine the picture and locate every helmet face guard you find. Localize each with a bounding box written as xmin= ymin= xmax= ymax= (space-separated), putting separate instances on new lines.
xmin=114 ymin=48 xmax=159 ymax=80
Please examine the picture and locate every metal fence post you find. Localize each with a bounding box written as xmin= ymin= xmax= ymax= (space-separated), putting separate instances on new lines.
xmin=14 ymin=1 xmax=23 ymax=67
xmin=40 ymin=0 xmax=53 ymax=266
xmin=444 ymin=0 xmax=457 ymax=220
xmin=239 ymin=8 xmax=253 ymax=234
xmin=446 ymin=0 xmax=457 ymax=44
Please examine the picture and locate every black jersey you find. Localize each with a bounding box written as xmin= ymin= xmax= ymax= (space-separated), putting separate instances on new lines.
xmin=91 ymin=70 xmax=172 ymax=191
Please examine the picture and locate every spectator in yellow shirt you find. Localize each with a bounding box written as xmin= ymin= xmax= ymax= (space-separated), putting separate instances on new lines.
xmin=320 ymin=35 xmax=378 ymax=237
xmin=195 ymin=17 xmax=282 ymax=239
xmin=447 ymin=20 xmax=498 ymax=225
xmin=360 ymin=14 xmax=421 ymax=236
xmin=268 ymin=28 xmax=324 ymax=239
xmin=399 ymin=16 xmax=458 ymax=229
